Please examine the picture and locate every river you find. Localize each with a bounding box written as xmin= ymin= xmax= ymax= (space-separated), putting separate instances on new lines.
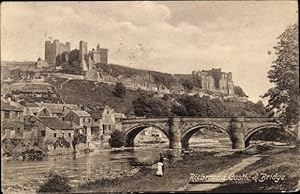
xmin=1 ymin=147 xmax=171 ymax=192
xmin=1 ymin=138 xmax=232 ymax=193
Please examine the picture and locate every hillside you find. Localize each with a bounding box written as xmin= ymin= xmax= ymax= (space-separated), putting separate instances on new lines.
xmin=45 ymin=76 xmax=266 ymax=117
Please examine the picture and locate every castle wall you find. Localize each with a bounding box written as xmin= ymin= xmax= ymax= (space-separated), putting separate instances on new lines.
xmin=45 ymin=40 xmax=71 ymax=66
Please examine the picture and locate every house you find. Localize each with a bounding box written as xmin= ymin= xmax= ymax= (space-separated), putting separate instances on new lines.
xmin=86 ymin=105 xmax=117 ymax=139
xmin=24 ymin=116 xmax=76 ymax=142
xmin=1 ymin=101 xmax=23 ymax=121
xmin=114 ymin=112 xmax=127 ymax=130
xmin=36 ymin=102 xmax=80 ymax=119
xmin=64 ymin=110 xmax=92 ymax=142
xmin=23 ymin=106 xmax=53 ymax=117
xmin=1 ymin=101 xmax=24 ymax=139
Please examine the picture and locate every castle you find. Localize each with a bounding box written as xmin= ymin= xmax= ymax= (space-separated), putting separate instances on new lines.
xmin=45 ymin=39 xmax=108 ymax=71
xmin=79 ymin=41 xmax=108 ymax=71
xmin=192 ymin=68 xmax=235 ymax=95
xmin=45 ymin=40 xmax=71 ymax=66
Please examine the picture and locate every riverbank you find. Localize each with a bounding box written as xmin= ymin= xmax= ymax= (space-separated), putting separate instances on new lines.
xmin=75 ymin=145 xmax=299 ymax=192
xmin=76 ymin=150 xmax=248 ymax=192
xmin=210 ymin=147 xmax=300 ymax=192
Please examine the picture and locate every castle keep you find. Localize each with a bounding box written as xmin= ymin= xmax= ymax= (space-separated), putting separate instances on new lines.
xmin=192 ymin=68 xmax=235 ymax=95
xmin=45 ymin=39 xmax=108 ymax=71
xmin=45 ymin=40 xmax=71 ymax=66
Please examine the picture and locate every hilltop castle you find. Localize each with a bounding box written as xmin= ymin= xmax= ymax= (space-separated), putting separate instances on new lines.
xmin=45 ymin=39 xmax=108 ymax=71
xmin=45 ymin=40 xmax=71 ymax=66
xmin=192 ymin=68 xmax=235 ymax=95
xmin=79 ymin=41 xmax=108 ymax=71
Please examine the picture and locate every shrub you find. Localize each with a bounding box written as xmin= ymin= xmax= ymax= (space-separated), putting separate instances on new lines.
xmin=38 ymin=171 xmax=71 ymax=192
xmin=113 ymin=82 xmax=126 ymax=98
xmin=109 ymin=130 xmax=126 ymax=148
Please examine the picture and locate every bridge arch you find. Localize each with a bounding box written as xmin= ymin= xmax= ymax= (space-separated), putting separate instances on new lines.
xmin=181 ymin=124 xmax=230 ymax=150
xmin=124 ymin=123 xmax=169 ymax=147
xmin=245 ymin=124 xmax=296 ymax=147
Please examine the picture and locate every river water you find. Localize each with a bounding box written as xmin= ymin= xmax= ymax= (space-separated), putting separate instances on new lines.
xmin=1 ymin=138 xmax=232 ymax=193
xmin=1 ymin=147 xmax=171 ymax=192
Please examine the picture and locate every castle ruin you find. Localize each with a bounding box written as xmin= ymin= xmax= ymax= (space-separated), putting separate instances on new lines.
xmin=192 ymin=68 xmax=235 ymax=95
xmin=45 ymin=39 xmax=108 ymax=71
xmin=45 ymin=40 xmax=71 ymax=66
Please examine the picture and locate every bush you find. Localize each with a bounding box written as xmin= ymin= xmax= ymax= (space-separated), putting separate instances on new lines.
xmin=38 ymin=171 xmax=71 ymax=192
xmin=113 ymin=82 xmax=126 ymax=98
xmin=109 ymin=130 xmax=126 ymax=148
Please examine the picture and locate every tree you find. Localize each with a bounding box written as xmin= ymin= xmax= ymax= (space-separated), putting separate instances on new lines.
xmin=262 ymin=24 xmax=299 ymax=147
xmin=113 ymin=82 xmax=126 ymax=98
xmin=133 ymin=92 xmax=170 ymax=117
xmin=180 ymin=78 xmax=194 ymax=90
xmin=109 ymin=130 xmax=125 ymax=148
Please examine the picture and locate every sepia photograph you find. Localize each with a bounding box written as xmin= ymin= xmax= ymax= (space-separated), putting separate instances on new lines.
xmin=0 ymin=1 xmax=299 ymax=193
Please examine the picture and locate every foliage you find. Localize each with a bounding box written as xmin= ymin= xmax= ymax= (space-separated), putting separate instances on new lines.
xmin=59 ymin=49 xmax=83 ymax=75
xmin=38 ymin=171 xmax=71 ymax=192
xmin=171 ymin=104 xmax=187 ymax=116
xmin=180 ymin=78 xmax=194 ymax=90
xmin=109 ymin=130 xmax=126 ymax=148
xmin=234 ymin=86 xmax=248 ymax=97
xmin=192 ymin=75 xmax=202 ymax=88
xmin=263 ymin=24 xmax=299 ymax=126
xmin=133 ymin=92 xmax=170 ymax=117
xmin=150 ymin=72 xmax=176 ymax=89
xmin=113 ymin=82 xmax=127 ymax=98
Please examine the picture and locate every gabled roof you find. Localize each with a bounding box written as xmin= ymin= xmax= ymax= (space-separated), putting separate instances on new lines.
xmin=71 ymin=110 xmax=91 ymax=117
xmin=1 ymin=101 xmax=23 ymax=112
xmin=37 ymin=116 xmax=73 ymax=130
xmin=36 ymin=103 xmax=79 ymax=114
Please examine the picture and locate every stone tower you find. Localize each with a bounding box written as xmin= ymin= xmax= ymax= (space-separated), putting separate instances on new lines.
xmin=45 ymin=39 xmax=71 ymax=66
xmin=79 ymin=41 xmax=88 ymax=71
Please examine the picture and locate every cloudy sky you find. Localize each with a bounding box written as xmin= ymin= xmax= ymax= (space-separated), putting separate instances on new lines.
xmin=1 ymin=1 xmax=298 ymax=102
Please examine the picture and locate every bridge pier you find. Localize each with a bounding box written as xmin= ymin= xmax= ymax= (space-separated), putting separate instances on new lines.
xmin=169 ymin=117 xmax=182 ymax=160
xmin=230 ymin=117 xmax=246 ymax=149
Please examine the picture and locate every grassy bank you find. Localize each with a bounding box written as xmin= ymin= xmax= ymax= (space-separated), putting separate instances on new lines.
xmin=76 ymin=151 xmax=248 ymax=192
xmin=211 ymin=148 xmax=300 ymax=192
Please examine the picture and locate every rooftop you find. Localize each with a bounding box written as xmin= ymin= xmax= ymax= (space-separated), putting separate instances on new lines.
xmin=1 ymin=101 xmax=23 ymax=112
xmin=36 ymin=102 xmax=79 ymax=114
xmin=71 ymin=110 xmax=91 ymax=117
xmin=37 ymin=116 xmax=73 ymax=130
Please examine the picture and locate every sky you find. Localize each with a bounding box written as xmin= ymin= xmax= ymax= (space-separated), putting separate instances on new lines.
xmin=1 ymin=1 xmax=298 ymax=103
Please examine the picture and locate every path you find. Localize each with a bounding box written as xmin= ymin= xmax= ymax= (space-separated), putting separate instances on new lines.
xmin=178 ymin=155 xmax=262 ymax=192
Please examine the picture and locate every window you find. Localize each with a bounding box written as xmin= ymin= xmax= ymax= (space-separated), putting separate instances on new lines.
xmin=54 ymin=133 xmax=57 ymax=138
xmin=41 ymin=130 xmax=46 ymax=137
xmin=103 ymin=124 xmax=107 ymax=130
xmin=69 ymin=133 xmax=71 ymax=137
xmin=94 ymin=119 xmax=98 ymax=122
xmin=108 ymin=125 xmax=111 ymax=130
xmin=4 ymin=111 xmax=10 ymax=118
xmin=62 ymin=133 xmax=64 ymax=137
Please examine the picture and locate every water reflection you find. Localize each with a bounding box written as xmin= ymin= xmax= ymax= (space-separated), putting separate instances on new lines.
xmin=2 ymin=147 xmax=168 ymax=191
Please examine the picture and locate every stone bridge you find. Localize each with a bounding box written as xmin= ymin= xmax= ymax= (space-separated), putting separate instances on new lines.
xmin=120 ymin=117 xmax=296 ymax=151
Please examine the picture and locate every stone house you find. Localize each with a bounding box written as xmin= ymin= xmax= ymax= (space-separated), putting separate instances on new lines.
xmin=25 ymin=116 xmax=75 ymax=142
xmin=64 ymin=110 xmax=92 ymax=142
xmin=23 ymin=106 xmax=53 ymax=117
xmin=1 ymin=101 xmax=24 ymax=139
xmin=86 ymin=105 xmax=116 ymax=139
xmin=1 ymin=101 xmax=23 ymax=121
xmin=35 ymin=102 xmax=79 ymax=119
